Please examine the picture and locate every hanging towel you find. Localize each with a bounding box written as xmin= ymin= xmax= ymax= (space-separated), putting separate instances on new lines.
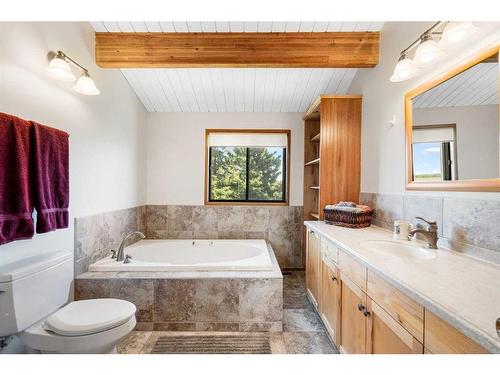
xmin=30 ymin=121 xmax=69 ymax=233
xmin=0 ymin=112 xmax=35 ymax=244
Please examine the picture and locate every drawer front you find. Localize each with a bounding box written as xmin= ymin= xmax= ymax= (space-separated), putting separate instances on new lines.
xmin=320 ymin=238 xmax=338 ymax=264
xmin=366 ymin=298 xmax=424 ymax=354
xmin=367 ymin=271 xmax=424 ymax=342
xmin=339 ymin=250 xmax=367 ymax=291
xmin=424 ymin=310 xmax=489 ymax=354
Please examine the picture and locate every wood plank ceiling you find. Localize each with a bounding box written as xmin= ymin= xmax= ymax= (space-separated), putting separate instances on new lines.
xmin=413 ymin=61 xmax=499 ymax=108
xmin=90 ymin=21 xmax=385 ymax=112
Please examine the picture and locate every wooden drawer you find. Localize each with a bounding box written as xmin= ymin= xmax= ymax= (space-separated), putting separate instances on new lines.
xmin=320 ymin=238 xmax=338 ymax=264
xmin=424 ymin=310 xmax=489 ymax=354
xmin=339 ymin=250 xmax=367 ymax=291
xmin=367 ymin=271 xmax=424 ymax=342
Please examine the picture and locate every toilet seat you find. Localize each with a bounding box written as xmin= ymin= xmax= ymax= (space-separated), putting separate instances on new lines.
xmin=19 ymin=298 xmax=137 ymax=354
xmin=44 ymin=299 xmax=136 ymax=336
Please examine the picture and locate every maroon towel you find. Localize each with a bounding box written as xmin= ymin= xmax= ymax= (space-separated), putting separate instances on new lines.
xmin=0 ymin=113 xmax=35 ymax=244
xmin=30 ymin=121 xmax=69 ymax=233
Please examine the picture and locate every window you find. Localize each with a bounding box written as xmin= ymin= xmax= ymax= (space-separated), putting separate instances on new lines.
xmin=205 ymin=130 xmax=290 ymax=204
xmin=412 ymin=125 xmax=457 ymax=182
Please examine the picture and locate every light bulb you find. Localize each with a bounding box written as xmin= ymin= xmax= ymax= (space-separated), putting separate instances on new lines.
xmin=73 ymin=73 xmax=100 ymax=95
xmin=414 ymin=36 xmax=442 ymax=66
xmin=46 ymin=55 xmax=76 ymax=82
xmin=440 ymin=22 xmax=478 ymax=45
xmin=390 ymin=55 xmax=418 ymax=82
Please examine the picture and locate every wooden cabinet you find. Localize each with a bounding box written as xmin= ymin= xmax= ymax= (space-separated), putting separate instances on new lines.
xmin=366 ymin=298 xmax=423 ymax=354
xmin=320 ymin=257 xmax=341 ymax=344
xmin=340 ymin=273 xmax=367 ymax=354
xmin=424 ymin=310 xmax=488 ymax=354
xmin=304 ymin=229 xmax=489 ymax=355
xmin=306 ymin=229 xmax=321 ymax=307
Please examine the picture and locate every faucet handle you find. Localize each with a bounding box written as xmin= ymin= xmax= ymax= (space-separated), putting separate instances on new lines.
xmin=415 ymin=216 xmax=438 ymax=230
xmin=124 ymin=254 xmax=132 ymax=264
xmin=110 ymin=250 xmax=117 ymax=259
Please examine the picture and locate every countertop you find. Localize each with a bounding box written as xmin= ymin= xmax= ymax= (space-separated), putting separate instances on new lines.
xmin=304 ymin=221 xmax=500 ymax=353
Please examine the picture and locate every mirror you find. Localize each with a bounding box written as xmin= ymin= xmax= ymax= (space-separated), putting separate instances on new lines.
xmin=405 ymin=46 xmax=500 ymax=191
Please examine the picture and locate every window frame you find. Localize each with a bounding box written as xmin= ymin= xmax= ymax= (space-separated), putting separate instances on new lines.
xmin=204 ymin=129 xmax=291 ymax=206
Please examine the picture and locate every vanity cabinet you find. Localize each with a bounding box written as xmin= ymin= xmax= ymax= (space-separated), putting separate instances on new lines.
xmin=306 ymin=226 xmax=490 ymax=355
xmin=306 ymin=229 xmax=321 ymax=307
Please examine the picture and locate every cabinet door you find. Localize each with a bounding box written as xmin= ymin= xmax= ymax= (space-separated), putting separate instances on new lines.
xmin=321 ymin=258 xmax=341 ymax=344
xmin=365 ymin=298 xmax=423 ymax=354
xmin=306 ymin=230 xmax=320 ymax=307
xmin=340 ymin=273 xmax=366 ymax=354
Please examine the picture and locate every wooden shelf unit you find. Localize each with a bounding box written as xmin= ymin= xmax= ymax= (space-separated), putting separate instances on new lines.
xmin=302 ymin=95 xmax=362 ymax=267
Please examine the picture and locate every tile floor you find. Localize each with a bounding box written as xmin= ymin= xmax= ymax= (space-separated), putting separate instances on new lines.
xmin=117 ymin=271 xmax=338 ymax=354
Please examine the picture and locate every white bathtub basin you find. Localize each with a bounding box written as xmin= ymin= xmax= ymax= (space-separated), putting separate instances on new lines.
xmin=88 ymin=239 xmax=274 ymax=272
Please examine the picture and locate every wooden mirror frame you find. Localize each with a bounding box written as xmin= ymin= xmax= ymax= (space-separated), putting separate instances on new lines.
xmin=405 ymin=43 xmax=500 ymax=192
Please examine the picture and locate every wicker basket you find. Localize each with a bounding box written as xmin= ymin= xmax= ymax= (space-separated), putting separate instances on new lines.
xmin=324 ymin=204 xmax=373 ymax=228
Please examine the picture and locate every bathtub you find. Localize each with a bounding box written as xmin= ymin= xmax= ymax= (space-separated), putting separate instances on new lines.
xmin=88 ymin=239 xmax=274 ymax=272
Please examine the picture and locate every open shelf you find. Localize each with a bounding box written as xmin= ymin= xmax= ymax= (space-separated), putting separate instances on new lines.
xmin=310 ymin=212 xmax=320 ymax=220
xmin=310 ymin=133 xmax=321 ymax=143
xmin=309 ymin=186 xmax=320 ymax=190
xmin=305 ymin=158 xmax=320 ymax=166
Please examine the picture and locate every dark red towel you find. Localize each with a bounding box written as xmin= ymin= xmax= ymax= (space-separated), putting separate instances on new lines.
xmin=30 ymin=121 xmax=69 ymax=233
xmin=0 ymin=113 xmax=35 ymax=244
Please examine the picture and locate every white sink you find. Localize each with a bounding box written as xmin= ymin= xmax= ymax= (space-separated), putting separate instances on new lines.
xmin=360 ymin=240 xmax=437 ymax=260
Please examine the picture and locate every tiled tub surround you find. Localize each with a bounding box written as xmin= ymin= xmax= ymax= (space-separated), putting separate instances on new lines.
xmin=74 ymin=206 xmax=146 ymax=275
xmin=74 ymin=205 xmax=303 ymax=275
xmin=75 ymin=243 xmax=283 ymax=332
xmin=360 ymin=193 xmax=500 ymax=265
xmin=145 ymin=205 xmax=304 ymax=269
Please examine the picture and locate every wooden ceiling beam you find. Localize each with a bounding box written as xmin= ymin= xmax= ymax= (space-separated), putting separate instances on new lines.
xmin=95 ymin=32 xmax=380 ymax=68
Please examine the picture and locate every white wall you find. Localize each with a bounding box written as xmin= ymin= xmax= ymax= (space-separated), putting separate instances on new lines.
xmin=413 ymin=105 xmax=499 ymax=179
xmin=0 ymin=22 xmax=147 ymax=264
xmin=146 ymin=112 xmax=304 ymax=206
xmin=349 ymin=21 xmax=500 ymax=200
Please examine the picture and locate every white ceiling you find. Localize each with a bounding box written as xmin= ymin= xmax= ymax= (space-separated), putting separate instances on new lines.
xmin=90 ymin=21 xmax=384 ymax=113
xmin=413 ymin=61 xmax=499 ymax=109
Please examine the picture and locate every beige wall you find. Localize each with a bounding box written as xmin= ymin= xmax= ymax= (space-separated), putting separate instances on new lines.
xmin=146 ymin=112 xmax=304 ymax=206
xmin=349 ymin=21 xmax=500 ymax=200
xmin=413 ymin=104 xmax=499 ymax=180
xmin=0 ymin=22 xmax=147 ymax=264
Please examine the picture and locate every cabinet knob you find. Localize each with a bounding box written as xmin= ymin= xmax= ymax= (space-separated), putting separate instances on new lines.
xmin=331 ymin=276 xmax=338 ymax=282
xmin=357 ymin=303 xmax=364 ymax=311
xmin=363 ymin=308 xmax=371 ymax=317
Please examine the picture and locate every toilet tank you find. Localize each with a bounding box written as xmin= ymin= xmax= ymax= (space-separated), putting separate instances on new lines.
xmin=0 ymin=251 xmax=73 ymax=337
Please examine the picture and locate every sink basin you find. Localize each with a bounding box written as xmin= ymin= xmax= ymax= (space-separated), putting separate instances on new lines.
xmin=360 ymin=240 xmax=437 ymax=260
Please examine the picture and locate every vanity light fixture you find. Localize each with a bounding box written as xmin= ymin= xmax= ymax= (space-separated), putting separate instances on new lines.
xmin=46 ymin=50 xmax=100 ymax=95
xmin=390 ymin=22 xmax=478 ymax=83
xmin=413 ymin=34 xmax=442 ymax=66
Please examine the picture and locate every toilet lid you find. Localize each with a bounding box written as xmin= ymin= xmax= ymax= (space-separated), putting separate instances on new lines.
xmin=44 ymin=299 xmax=136 ymax=337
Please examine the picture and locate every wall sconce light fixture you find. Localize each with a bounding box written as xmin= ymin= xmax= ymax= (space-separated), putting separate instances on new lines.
xmin=46 ymin=51 xmax=100 ymax=95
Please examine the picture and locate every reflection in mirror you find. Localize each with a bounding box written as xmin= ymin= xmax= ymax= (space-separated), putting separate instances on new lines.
xmin=411 ymin=52 xmax=499 ymax=182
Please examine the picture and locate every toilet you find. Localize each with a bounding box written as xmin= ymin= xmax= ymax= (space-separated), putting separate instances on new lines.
xmin=0 ymin=251 xmax=136 ymax=354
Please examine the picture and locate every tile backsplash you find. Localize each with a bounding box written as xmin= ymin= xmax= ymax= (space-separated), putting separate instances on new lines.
xmin=74 ymin=205 xmax=304 ymax=275
xmin=360 ymin=192 xmax=500 ymax=264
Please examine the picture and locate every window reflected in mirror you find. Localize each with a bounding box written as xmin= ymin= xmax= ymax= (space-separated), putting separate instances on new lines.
xmin=410 ymin=52 xmax=499 ymax=182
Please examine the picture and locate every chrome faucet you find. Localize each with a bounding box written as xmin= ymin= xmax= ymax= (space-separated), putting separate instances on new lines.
xmin=408 ymin=217 xmax=439 ymax=249
xmin=115 ymin=231 xmax=145 ymax=262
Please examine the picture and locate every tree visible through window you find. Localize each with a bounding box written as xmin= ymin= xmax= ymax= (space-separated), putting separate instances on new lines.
xmin=208 ymin=143 xmax=287 ymax=203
